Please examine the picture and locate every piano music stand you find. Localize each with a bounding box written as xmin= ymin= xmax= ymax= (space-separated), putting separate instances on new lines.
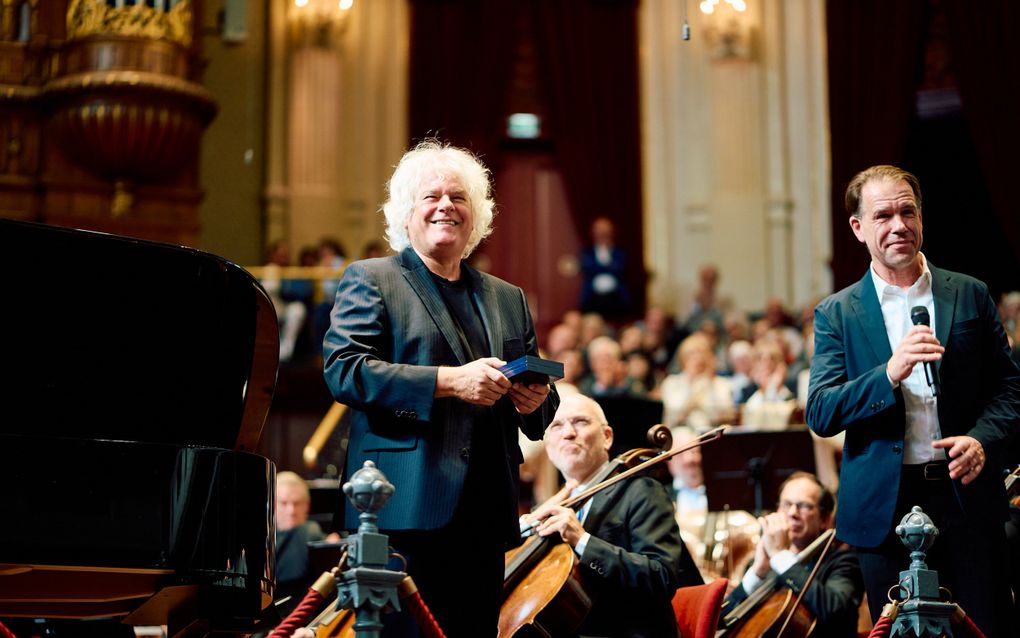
xmin=700 ymin=426 xmax=816 ymax=516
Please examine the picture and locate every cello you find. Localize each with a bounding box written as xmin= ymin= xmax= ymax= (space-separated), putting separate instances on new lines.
xmin=715 ymin=528 xmax=836 ymax=638
xmin=1006 ymin=465 xmax=1020 ymax=507
xmin=498 ymin=425 xmax=724 ymax=637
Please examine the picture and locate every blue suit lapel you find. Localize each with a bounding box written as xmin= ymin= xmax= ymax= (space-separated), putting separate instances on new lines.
xmin=930 ymin=265 xmax=957 ymax=368
xmin=849 ymin=271 xmax=893 ymax=364
xmin=398 ymin=248 xmax=470 ymax=364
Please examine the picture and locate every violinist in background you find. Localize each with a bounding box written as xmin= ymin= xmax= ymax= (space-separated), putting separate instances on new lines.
xmin=720 ymin=472 xmax=864 ymax=638
xmin=523 ymin=393 xmax=702 ymax=638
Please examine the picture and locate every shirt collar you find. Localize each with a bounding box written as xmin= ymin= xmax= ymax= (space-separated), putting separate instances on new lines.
xmin=870 ymin=252 xmax=931 ymax=299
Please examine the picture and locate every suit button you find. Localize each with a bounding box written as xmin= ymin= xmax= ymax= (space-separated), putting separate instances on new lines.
xmin=395 ymin=410 xmax=404 ymax=418
xmin=879 ymin=400 xmax=886 ymax=408
xmin=459 ymin=447 xmax=470 ymax=460
xmin=408 ymin=411 xmax=417 ymax=419
xmin=589 ymin=561 xmax=598 ymax=569
xmin=893 ymin=445 xmax=902 ymax=454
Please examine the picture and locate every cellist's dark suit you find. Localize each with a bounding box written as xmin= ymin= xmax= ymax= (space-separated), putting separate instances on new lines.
xmin=323 ymin=247 xmax=558 ymax=636
xmin=721 ymin=546 xmax=863 ymax=638
xmin=574 ymin=475 xmax=701 ymax=638
xmin=806 ymin=264 xmax=1020 ymax=635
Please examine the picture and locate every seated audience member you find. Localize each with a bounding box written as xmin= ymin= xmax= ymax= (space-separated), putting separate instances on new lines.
xmin=657 ymin=333 xmax=735 ymax=430
xmin=579 ymin=312 xmax=609 ymax=348
xmin=725 ymin=339 xmax=757 ymax=404
xmin=578 ymin=336 xmax=642 ymax=397
xmin=312 ymin=237 xmax=347 ymax=346
xmin=641 ymin=306 xmax=686 ymax=376
xmin=624 ymin=348 xmax=655 ymax=396
xmin=742 ymin=339 xmax=795 ymax=428
xmin=545 ymin=321 xmax=580 ymax=357
xmin=720 ymin=472 xmax=864 ymax=638
xmin=668 ymin=426 xmax=708 ymax=520
xmin=523 ymin=394 xmax=702 ymax=638
xmin=261 ymin=241 xmax=313 ymax=362
xmin=275 ymin=472 xmax=326 ymax=615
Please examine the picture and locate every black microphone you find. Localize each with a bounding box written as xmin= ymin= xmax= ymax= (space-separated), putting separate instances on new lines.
xmin=910 ymin=306 xmax=941 ymax=397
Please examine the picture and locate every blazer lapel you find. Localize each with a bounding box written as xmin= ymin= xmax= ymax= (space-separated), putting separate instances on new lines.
xmin=398 ymin=248 xmax=470 ymax=364
xmin=849 ymin=271 xmax=893 ymax=364
xmin=930 ymin=265 xmax=957 ymax=367
xmin=463 ymin=264 xmax=503 ymax=358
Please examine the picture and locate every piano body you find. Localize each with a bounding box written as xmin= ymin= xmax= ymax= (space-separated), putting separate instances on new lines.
xmin=0 ymin=219 xmax=280 ymax=635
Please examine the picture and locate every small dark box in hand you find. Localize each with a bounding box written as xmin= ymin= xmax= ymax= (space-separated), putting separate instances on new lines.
xmin=499 ymin=355 xmax=564 ymax=385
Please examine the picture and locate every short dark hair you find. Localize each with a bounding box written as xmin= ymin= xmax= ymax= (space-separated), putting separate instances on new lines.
xmin=779 ymin=471 xmax=835 ymax=517
xmin=844 ymin=165 xmax=922 ymax=218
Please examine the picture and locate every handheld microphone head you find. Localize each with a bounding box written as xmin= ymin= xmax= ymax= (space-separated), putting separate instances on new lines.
xmin=910 ymin=306 xmax=930 ymax=326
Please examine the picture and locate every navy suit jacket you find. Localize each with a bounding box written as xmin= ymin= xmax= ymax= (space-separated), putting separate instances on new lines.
xmin=806 ymin=263 xmax=1020 ymax=547
xmin=323 ymin=248 xmax=558 ymax=545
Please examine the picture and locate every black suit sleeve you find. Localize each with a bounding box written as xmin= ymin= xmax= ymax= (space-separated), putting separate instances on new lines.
xmin=579 ymin=477 xmax=687 ymax=600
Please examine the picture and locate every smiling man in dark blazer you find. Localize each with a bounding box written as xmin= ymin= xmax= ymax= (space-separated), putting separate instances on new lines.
xmin=323 ymin=140 xmax=558 ymax=637
xmin=806 ymin=165 xmax=1020 ymax=638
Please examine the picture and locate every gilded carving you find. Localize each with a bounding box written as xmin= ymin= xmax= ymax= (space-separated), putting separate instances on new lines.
xmin=66 ymin=0 xmax=192 ymax=47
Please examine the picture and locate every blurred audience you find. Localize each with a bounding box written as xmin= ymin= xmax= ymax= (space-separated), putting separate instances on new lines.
xmin=656 ymin=333 xmax=735 ymax=430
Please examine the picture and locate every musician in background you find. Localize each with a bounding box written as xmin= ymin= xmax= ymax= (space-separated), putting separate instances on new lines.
xmin=274 ymin=472 xmax=327 ymax=617
xmin=720 ymin=472 xmax=864 ymax=638
xmin=524 ymin=393 xmax=702 ymax=638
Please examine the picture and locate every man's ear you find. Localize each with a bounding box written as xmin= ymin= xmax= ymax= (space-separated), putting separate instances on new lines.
xmin=849 ymin=215 xmax=864 ymax=243
xmin=603 ymin=425 xmax=614 ymax=451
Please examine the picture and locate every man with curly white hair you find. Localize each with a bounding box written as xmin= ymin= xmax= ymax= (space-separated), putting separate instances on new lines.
xmin=324 ymin=140 xmax=558 ymax=637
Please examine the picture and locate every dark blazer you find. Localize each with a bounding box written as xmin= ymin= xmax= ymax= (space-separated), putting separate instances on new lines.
xmin=721 ymin=546 xmax=864 ymax=638
xmin=806 ymin=264 xmax=1020 ymax=547
xmin=575 ymin=475 xmax=699 ymax=638
xmin=323 ymin=248 xmax=558 ymax=545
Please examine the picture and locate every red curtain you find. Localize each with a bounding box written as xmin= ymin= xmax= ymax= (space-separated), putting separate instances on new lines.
xmin=944 ymin=0 xmax=1020 ymax=260
xmin=533 ymin=0 xmax=645 ymax=312
xmin=408 ymin=0 xmax=518 ymax=166
xmin=826 ymin=0 xmax=927 ymax=289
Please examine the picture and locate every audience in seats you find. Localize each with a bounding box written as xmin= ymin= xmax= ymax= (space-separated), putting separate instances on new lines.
xmin=656 ymin=333 xmax=735 ymax=430
xmin=742 ymin=339 xmax=795 ymax=428
xmin=578 ymin=335 xmax=644 ymax=397
xmin=260 ymin=240 xmax=312 ymax=363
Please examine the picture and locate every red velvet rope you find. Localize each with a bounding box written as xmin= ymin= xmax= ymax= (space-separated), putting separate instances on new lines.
xmin=952 ymin=610 xmax=989 ymax=638
xmin=866 ymin=612 xmax=893 ymax=638
xmin=0 ymin=619 xmax=17 ymax=638
xmin=268 ymin=588 xmax=326 ymax=638
xmin=402 ymin=590 xmax=447 ymax=638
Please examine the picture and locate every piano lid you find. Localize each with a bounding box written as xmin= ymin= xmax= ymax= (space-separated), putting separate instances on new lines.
xmin=0 ymin=219 xmax=279 ymax=452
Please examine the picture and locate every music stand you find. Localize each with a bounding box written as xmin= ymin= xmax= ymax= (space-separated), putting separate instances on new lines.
xmin=700 ymin=426 xmax=816 ymax=515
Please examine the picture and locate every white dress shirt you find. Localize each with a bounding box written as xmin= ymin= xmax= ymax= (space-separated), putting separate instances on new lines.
xmin=869 ymin=253 xmax=945 ymax=464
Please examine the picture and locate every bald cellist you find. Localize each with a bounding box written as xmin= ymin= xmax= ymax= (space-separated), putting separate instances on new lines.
xmin=720 ymin=472 xmax=864 ymax=638
xmin=522 ymin=394 xmax=702 ymax=638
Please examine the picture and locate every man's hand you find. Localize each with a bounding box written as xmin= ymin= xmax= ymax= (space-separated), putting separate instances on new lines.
xmin=887 ymin=325 xmax=943 ymax=385
xmin=435 ymin=358 xmax=511 ymax=406
xmin=528 ymin=504 xmax=586 ymax=547
xmin=749 ymin=533 xmax=771 ymax=578
xmin=758 ymin=512 xmax=791 ymax=558
xmin=933 ymin=435 xmax=986 ymax=484
xmin=509 ymin=382 xmax=551 ymax=414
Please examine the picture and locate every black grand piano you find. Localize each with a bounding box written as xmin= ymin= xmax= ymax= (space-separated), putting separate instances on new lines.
xmin=0 ymin=219 xmax=280 ymax=635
